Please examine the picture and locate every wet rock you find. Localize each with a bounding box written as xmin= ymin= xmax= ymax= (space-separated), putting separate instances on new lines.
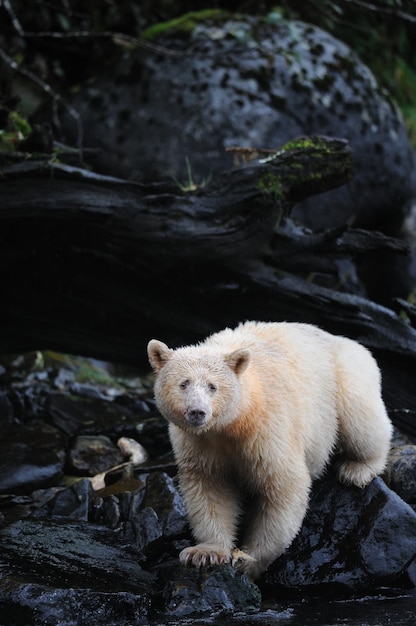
xmin=0 ymin=518 xmax=153 ymax=625
xmin=30 ymin=471 xmax=187 ymax=557
xmin=0 ymin=389 xmax=14 ymax=421
xmin=263 ymin=475 xmax=416 ymax=591
xmin=160 ymin=564 xmax=261 ymax=617
xmin=0 ymin=382 xmax=50 ymax=424
xmin=68 ymin=435 xmax=124 ymax=475
xmin=33 ymin=478 xmax=95 ymax=521
xmin=0 ymin=472 xmax=263 ymax=622
xmin=68 ymin=381 xmax=108 ymax=398
xmin=249 ymin=588 xmax=416 ymax=626
xmin=64 ymin=16 xmax=416 ymax=232
xmin=132 ymin=472 xmax=188 ymax=558
xmin=143 ymin=472 xmax=188 ymax=537
xmin=385 ymin=445 xmax=416 ymax=505
xmin=0 ymin=420 xmax=65 ymax=495
xmin=1 ymin=361 xmax=416 ymax=621
xmin=0 ymin=587 xmax=151 ymax=626
xmin=48 ymin=392 xmax=170 ymax=457
xmin=1 ymin=448 xmax=416 ymax=622
xmin=48 ymin=392 xmax=138 ymax=437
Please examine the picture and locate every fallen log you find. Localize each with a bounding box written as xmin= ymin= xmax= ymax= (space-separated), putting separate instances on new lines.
xmin=1 ymin=136 xmax=352 ymax=267
xmin=1 ymin=136 xmax=416 ymax=434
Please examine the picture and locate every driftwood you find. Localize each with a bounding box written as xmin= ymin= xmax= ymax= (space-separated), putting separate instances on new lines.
xmin=1 ymin=136 xmax=416 ymax=434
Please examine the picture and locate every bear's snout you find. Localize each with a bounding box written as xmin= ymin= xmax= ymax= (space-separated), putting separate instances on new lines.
xmin=184 ymin=407 xmax=209 ymax=427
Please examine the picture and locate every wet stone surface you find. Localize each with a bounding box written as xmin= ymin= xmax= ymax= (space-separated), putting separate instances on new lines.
xmin=385 ymin=445 xmax=416 ymax=506
xmin=0 ymin=469 xmax=415 ymax=624
xmin=68 ymin=434 xmax=125 ymax=475
xmin=0 ymin=354 xmax=416 ymax=624
xmin=0 ymin=420 xmax=65 ymax=495
xmin=263 ymin=475 xmax=416 ymax=591
xmin=160 ymin=564 xmax=262 ymax=617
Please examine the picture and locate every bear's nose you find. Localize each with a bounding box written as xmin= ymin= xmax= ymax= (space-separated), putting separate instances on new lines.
xmin=185 ymin=408 xmax=207 ymax=426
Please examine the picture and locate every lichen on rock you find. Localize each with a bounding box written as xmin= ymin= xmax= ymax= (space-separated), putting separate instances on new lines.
xmin=62 ymin=14 xmax=416 ymax=232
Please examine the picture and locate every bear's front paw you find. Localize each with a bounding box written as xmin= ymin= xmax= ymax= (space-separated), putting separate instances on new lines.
xmin=180 ymin=543 xmax=231 ymax=567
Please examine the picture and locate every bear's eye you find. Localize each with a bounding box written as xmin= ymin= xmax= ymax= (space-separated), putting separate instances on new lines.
xmin=179 ymin=379 xmax=190 ymax=390
xmin=208 ymin=383 xmax=217 ymax=392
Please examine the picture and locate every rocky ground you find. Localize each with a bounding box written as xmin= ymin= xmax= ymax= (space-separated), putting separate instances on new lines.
xmin=0 ymin=353 xmax=415 ymax=625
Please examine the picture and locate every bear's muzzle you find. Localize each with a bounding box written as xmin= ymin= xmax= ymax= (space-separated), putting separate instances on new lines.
xmin=184 ymin=407 xmax=209 ymax=427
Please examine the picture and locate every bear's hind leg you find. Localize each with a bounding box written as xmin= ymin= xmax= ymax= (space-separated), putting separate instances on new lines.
xmin=337 ymin=457 xmax=387 ymax=489
xmin=335 ymin=342 xmax=392 ymax=489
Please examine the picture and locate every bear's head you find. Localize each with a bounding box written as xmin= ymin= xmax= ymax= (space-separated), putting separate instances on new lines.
xmin=147 ymin=339 xmax=250 ymax=433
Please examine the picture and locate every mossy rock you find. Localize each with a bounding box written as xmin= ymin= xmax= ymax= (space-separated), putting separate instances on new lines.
xmin=63 ymin=14 xmax=415 ymax=232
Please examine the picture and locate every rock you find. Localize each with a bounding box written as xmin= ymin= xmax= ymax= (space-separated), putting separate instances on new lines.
xmin=0 ymin=518 xmax=153 ymax=626
xmin=131 ymin=472 xmax=188 ymax=558
xmin=0 ymin=474 xmax=262 ymax=621
xmin=0 ymin=587 xmax=150 ymax=626
xmin=48 ymin=392 xmax=138 ymax=437
xmin=263 ymin=475 xmax=416 ymax=590
xmin=48 ymin=392 xmax=170 ymax=457
xmin=0 ymin=420 xmax=65 ymax=494
xmin=63 ymin=15 xmax=416 ymax=232
xmin=160 ymin=564 xmax=261 ymax=617
xmin=68 ymin=435 xmax=124 ymax=475
xmin=33 ymin=477 xmax=96 ymax=521
xmin=1 ymin=363 xmax=416 ymax=620
xmin=385 ymin=445 xmax=416 ymax=505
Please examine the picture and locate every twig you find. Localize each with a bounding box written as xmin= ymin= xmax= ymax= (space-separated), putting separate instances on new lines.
xmin=0 ymin=46 xmax=84 ymax=157
xmin=22 ymin=29 xmax=186 ymax=57
xmin=341 ymin=0 xmax=416 ymax=25
xmin=2 ymin=0 xmax=25 ymax=36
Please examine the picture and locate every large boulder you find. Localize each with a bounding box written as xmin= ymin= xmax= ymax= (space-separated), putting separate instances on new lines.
xmin=0 ymin=420 xmax=65 ymax=495
xmin=264 ymin=475 xmax=416 ymax=590
xmin=63 ymin=14 xmax=416 ymax=231
xmin=0 ymin=518 xmax=154 ymax=626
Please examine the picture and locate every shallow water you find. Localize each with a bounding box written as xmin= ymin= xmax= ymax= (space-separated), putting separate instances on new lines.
xmin=157 ymin=589 xmax=416 ymax=626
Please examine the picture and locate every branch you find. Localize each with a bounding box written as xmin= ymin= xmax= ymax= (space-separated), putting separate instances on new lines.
xmin=341 ymin=0 xmax=416 ymax=24
xmin=0 ymin=46 xmax=84 ymax=155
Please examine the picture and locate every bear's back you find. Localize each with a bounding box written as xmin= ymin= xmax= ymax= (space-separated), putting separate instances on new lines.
xmin=205 ymin=321 xmax=335 ymax=363
xmin=204 ymin=320 xmax=339 ymax=412
xmin=204 ymin=321 xmax=341 ymax=477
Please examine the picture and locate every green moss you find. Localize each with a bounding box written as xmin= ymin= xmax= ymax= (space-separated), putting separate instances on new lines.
xmin=141 ymin=9 xmax=227 ymax=40
xmin=258 ymin=172 xmax=284 ymax=201
xmin=9 ymin=111 xmax=32 ymax=136
xmin=0 ymin=109 xmax=32 ymax=150
xmin=281 ymin=136 xmax=329 ymax=153
xmin=42 ymin=351 xmax=117 ymax=386
xmin=74 ymin=362 xmax=115 ymax=386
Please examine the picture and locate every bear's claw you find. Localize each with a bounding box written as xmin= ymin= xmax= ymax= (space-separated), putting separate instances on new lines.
xmin=180 ymin=544 xmax=231 ymax=568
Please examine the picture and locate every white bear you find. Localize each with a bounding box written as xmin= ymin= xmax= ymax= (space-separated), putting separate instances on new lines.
xmin=147 ymin=321 xmax=392 ymax=579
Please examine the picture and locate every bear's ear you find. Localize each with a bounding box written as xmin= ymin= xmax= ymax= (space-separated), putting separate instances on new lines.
xmin=147 ymin=339 xmax=173 ymax=372
xmin=225 ymin=348 xmax=250 ymax=376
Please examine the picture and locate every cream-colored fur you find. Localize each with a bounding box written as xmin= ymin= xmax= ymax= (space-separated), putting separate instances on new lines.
xmin=147 ymin=321 xmax=392 ymax=580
